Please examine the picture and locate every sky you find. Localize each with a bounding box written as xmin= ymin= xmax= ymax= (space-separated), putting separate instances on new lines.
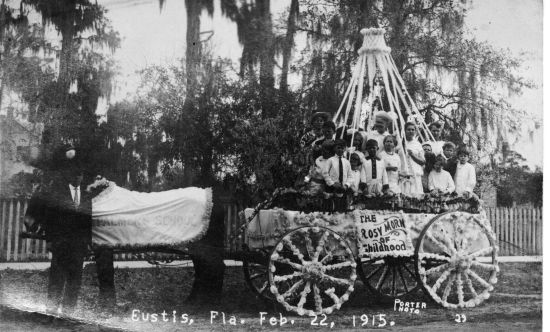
xmin=73 ymin=0 xmax=545 ymax=168
xmin=464 ymin=0 xmax=543 ymax=168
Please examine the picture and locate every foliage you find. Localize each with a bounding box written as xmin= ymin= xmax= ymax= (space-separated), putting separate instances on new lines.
xmin=296 ymin=0 xmax=533 ymax=158
xmin=2 ymin=0 xmax=538 ymax=205
xmin=99 ymin=0 xmax=536 ymax=202
xmin=494 ymin=151 xmax=542 ymax=208
xmin=0 ymin=4 xmax=57 ymax=120
xmin=21 ymin=0 xmax=119 ymax=52
xmin=1 ymin=171 xmax=34 ymax=197
xmin=19 ymin=0 xmax=120 ymax=146
xmin=222 ymin=82 xmax=303 ymax=200
xmin=102 ymin=54 xmax=305 ymax=200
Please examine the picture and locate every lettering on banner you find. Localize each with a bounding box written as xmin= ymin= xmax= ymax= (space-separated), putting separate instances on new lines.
xmin=355 ymin=211 xmax=413 ymax=256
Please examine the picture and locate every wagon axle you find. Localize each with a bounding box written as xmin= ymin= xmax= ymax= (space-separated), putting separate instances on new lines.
xmin=302 ymin=261 xmax=325 ymax=283
xmin=449 ymin=255 xmax=473 ymax=272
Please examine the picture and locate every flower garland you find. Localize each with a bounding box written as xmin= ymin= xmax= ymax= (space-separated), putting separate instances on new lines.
xmin=268 ymin=187 xmax=482 ymax=214
xmin=86 ymin=177 xmax=114 ymax=201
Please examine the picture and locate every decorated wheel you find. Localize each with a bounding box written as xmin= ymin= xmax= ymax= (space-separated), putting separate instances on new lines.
xmin=243 ymin=248 xmax=275 ymax=302
xmin=358 ymin=256 xmax=420 ymax=300
xmin=415 ymin=211 xmax=499 ymax=308
xmin=268 ymin=226 xmax=357 ymax=316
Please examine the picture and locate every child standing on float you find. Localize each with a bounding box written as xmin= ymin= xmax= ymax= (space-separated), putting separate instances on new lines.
xmin=307 ymin=140 xmax=335 ymax=195
xmin=348 ymin=153 xmax=366 ymax=194
xmin=400 ymin=122 xmax=425 ymax=196
xmin=454 ymin=147 xmax=477 ymax=196
xmin=311 ymin=121 xmax=336 ymax=160
xmin=379 ymin=135 xmax=401 ymax=194
xmin=326 ymin=139 xmax=354 ymax=194
xmin=428 ymin=155 xmax=455 ymax=194
xmin=362 ymin=139 xmax=389 ymax=196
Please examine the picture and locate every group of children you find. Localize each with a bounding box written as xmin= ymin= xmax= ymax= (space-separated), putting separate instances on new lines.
xmin=302 ymin=112 xmax=477 ymax=198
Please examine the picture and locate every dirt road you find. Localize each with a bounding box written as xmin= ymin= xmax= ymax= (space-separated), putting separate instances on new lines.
xmin=0 ymin=263 xmax=541 ymax=331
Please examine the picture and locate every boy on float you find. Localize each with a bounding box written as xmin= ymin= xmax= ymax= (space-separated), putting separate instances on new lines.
xmin=312 ymin=121 xmax=337 ymax=160
xmin=454 ymin=147 xmax=477 ymax=197
xmin=362 ymin=139 xmax=389 ymax=196
xmin=442 ymin=142 xmax=458 ymax=177
xmin=326 ymin=139 xmax=354 ymax=210
xmin=422 ymin=142 xmax=433 ymax=154
xmin=307 ymin=140 xmax=335 ymax=195
xmin=326 ymin=139 xmax=354 ymax=192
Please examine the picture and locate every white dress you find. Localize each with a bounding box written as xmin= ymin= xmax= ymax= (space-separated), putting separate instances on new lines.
xmin=379 ymin=150 xmax=401 ymax=194
xmin=428 ymin=170 xmax=455 ymax=193
xmin=400 ymin=138 xmax=424 ymax=196
xmin=349 ymin=169 xmax=364 ymax=194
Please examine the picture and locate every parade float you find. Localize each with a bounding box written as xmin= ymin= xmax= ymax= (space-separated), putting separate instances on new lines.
xmin=239 ymin=28 xmax=498 ymax=316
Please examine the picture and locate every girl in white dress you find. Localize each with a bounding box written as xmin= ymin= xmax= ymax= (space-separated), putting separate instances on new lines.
xmin=348 ymin=153 xmax=365 ymax=194
xmin=379 ymin=135 xmax=401 ymax=194
xmin=400 ymin=122 xmax=425 ymax=196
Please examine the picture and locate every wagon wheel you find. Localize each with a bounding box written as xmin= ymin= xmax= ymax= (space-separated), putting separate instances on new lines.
xmin=415 ymin=212 xmax=499 ymax=308
xmin=243 ymin=248 xmax=275 ymax=302
xmin=268 ymin=226 xmax=357 ymax=316
xmin=358 ymin=255 xmax=420 ymax=301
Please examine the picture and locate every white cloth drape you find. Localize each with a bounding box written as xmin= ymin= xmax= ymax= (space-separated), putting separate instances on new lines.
xmin=91 ymin=184 xmax=212 ymax=248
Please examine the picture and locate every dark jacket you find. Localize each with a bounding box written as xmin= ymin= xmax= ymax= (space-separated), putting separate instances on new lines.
xmin=41 ymin=181 xmax=92 ymax=243
xmin=444 ymin=157 xmax=458 ymax=178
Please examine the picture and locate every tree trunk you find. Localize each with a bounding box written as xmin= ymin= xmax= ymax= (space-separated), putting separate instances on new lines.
xmin=0 ymin=0 xmax=7 ymax=114
xmin=280 ymin=0 xmax=298 ymax=94
xmin=184 ymin=0 xmax=201 ymax=101
xmin=258 ymin=0 xmax=274 ymax=89
xmin=257 ymin=0 xmax=275 ymax=117
xmin=51 ymin=0 xmax=77 ymax=144
xmin=59 ymin=14 xmax=75 ymax=95
xmin=179 ymin=0 xmax=202 ymax=187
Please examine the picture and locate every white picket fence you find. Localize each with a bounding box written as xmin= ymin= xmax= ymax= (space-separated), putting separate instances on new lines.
xmin=0 ymin=198 xmax=542 ymax=262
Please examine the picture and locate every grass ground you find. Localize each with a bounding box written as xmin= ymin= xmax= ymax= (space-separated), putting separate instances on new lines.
xmin=0 ymin=262 xmax=542 ymax=331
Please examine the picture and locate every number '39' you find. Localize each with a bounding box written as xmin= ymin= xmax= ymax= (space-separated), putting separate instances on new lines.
xmin=455 ymin=314 xmax=466 ymax=323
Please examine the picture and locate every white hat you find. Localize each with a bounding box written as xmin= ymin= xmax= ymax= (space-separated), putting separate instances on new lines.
xmin=374 ymin=111 xmax=393 ymax=124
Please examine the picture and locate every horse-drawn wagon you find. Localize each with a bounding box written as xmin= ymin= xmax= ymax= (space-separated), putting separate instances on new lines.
xmin=20 ymin=27 xmax=498 ymax=318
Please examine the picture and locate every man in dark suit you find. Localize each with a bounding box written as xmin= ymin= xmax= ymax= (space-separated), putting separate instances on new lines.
xmin=26 ymin=145 xmax=117 ymax=316
xmin=43 ymin=161 xmax=91 ymax=316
